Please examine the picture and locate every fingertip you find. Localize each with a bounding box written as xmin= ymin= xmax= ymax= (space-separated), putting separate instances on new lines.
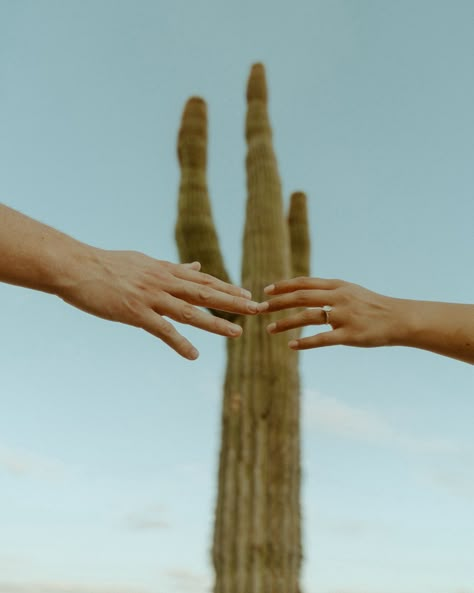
xmin=264 ymin=284 xmax=275 ymax=294
xmin=288 ymin=340 xmax=299 ymax=349
xmin=187 ymin=347 xmax=200 ymax=360
xmin=246 ymin=302 xmax=260 ymax=314
xmin=183 ymin=261 xmax=201 ymax=270
xmin=241 ymin=288 xmax=252 ymax=299
xmin=267 ymin=322 xmax=276 ymax=334
xmin=228 ymin=324 xmax=243 ymax=337
xmin=257 ymin=301 xmax=269 ymax=312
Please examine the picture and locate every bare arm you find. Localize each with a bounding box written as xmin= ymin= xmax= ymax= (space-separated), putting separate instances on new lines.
xmin=0 ymin=204 xmax=259 ymax=360
xmin=258 ymin=277 xmax=474 ymax=365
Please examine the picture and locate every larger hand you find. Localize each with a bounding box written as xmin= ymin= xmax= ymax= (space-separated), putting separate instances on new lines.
xmin=60 ymin=249 xmax=259 ymax=360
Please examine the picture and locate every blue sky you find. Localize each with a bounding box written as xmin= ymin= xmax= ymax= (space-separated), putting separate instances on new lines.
xmin=0 ymin=1 xmax=473 ymax=592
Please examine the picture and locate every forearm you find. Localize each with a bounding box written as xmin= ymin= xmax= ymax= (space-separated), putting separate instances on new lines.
xmin=0 ymin=203 xmax=91 ymax=296
xmin=392 ymin=298 xmax=474 ymax=364
xmin=0 ymin=204 xmax=260 ymax=359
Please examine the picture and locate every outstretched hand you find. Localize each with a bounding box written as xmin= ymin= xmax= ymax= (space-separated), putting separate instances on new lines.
xmin=258 ymin=277 xmax=404 ymax=350
xmin=59 ymin=249 xmax=259 ymax=360
xmin=257 ymin=276 xmax=474 ymax=364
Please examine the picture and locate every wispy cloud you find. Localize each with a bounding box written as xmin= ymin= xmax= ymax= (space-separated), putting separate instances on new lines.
xmin=326 ymin=590 xmax=377 ymax=593
xmin=0 ymin=444 xmax=64 ymax=478
xmin=125 ymin=504 xmax=171 ymax=531
xmin=165 ymin=568 xmax=210 ymax=593
xmin=0 ymin=582 xmax=152 ymax=593
xmin=317 ymin=517 xmax=390 ymax=538
xmin=428 ymin=468 xmax=474 ymax=500
xmin=303 ymin=389 xmax=459 ymax=454
xmin=326 ymin=590 xmax=394 ymax=593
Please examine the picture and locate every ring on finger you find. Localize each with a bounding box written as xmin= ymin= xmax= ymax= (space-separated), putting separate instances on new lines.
xmin=321 ymin=305 xmax=333 ymax=325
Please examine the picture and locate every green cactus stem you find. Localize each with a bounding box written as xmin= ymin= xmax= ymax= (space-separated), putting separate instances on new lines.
xmin=175 ymin=63 xmax=310 ymax=593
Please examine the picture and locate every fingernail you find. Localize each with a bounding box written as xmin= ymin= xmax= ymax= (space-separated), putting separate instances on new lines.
xmin=258 ymin=301 xmax=269 ymax=312
xmin=189 ymin=347 xmax=199 ymax=360
xmin=267 ymin=322 xmax=276 ymax=333
xmin=288 ymin=340 xmax=298 ymax=349
xmin=241 ymin=288 xmax=252 ymax=299
xmin=247 ymin=302 xmax=259 ymax=313
xmin=229 ymin=324 xmax=242 ymax=336
xmin=264 ymin=284 xmax=275 ymax=294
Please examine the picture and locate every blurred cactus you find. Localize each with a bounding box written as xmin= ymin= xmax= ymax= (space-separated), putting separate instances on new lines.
xmin=175 ymin=63 xmax=310 ymax=593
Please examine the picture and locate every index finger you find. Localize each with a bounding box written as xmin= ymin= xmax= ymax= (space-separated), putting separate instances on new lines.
xmin=177 ymin=282 xmax=260 ymax=315
xmin=259 ymin=289 xmax=333 ymax=313
xmin=264 ymin=277 xmax=342 ymax=295
xmin=173 ymin=266 xmax=252 ymax=300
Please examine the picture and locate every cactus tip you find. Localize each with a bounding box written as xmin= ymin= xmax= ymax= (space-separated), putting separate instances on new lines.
xmin=291 ymin=191 xmax=307 ymax=204
xmin=246 ymin=62 xmax=268 ymax=103
xmin=183 ymin=96 xmax=207 ymax=119
xmin=178 ymin=96 xmax=207 ymax=166
xmin=289 ymin=192 xmax=308 ymax=221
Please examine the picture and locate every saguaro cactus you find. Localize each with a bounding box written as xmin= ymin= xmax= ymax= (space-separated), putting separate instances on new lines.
xmin=175 ymin=63 xmax=310 ymax=593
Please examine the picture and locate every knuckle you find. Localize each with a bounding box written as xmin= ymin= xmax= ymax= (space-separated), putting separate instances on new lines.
xmin=201 ymin=273 xmax=214 ymax=286
xmin=335 ymin=286 xmax=350 ymax=303
xmin=295 ymin=290 xmax=311 ymax=306
xmin=345 ymin=310 xmax=354 ymax=324
xmin=181 ymin=304 xmax=195 ymax=323
xmin=177 ymin=336 xmax=191 ymax=351
xmin=232 ymin=296 xmax=243 ymax=310
xmin=318 ymin=333 xmax=332 ymax=346
xmin=214 ymin=317 xmax=227 ymax=333
xmin=349 ymin=331 xmax=366 ymax=346
xmin=125 ymin=249 xmax=140 ymax=258
xmin=157 ymin=320 xmax=174 ymax=338
xmin=294 ymin=276 xmax=310 ymax=288
xmin=124 ymin=295 xmax=142 ymax=316
xmin=198 ymin=287 xmax=212 ymax=302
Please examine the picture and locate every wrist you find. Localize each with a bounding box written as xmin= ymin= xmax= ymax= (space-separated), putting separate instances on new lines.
xmin=386 ymin=297 xmax=423 ymax=347
xmin=47 ymin=238 xmax=102 ymax=299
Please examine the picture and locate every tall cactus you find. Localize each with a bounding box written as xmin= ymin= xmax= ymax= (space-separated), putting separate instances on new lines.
xmin=175 ymin=63 xmax=310 ymax=593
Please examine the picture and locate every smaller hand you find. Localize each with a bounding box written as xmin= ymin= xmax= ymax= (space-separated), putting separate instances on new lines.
xmin=59 ymin=249 xmax=260 ymax=360
xmin=259 ymin=277 xmax=403 ymax=350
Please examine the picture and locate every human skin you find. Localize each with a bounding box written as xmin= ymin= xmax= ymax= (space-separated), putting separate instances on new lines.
xmin=0 ymin=204 xmax=260 ymax=360
xmin=259 ymin=277 xmax=474 ymax=365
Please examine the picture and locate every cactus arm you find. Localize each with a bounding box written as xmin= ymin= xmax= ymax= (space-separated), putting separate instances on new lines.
xmin=175 ymin=97 xmax=236 ymax=321
xmin=288 ymin=191 xmax=310 ymax=279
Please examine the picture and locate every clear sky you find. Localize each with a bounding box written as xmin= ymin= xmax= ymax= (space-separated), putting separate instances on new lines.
xmin=0 ymin=1 xmax=473 ymax=592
